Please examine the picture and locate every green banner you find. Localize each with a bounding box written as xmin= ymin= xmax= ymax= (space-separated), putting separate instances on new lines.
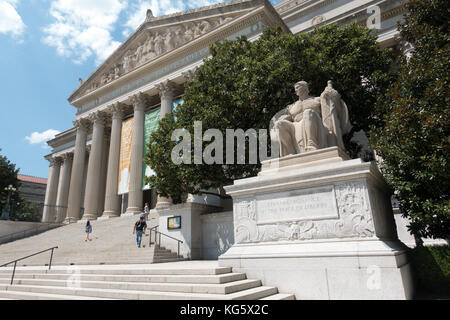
xmin=142 ymin=108 xmax=161 ymax=190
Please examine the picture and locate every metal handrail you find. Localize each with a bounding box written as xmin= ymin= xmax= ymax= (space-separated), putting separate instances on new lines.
xmin=149 ymin=229 xmax=183 ymax=258
xmin=0 ymin=246 xmax=58 ymax=285
xmin=148 ymin=225 xmax=158 ymax=246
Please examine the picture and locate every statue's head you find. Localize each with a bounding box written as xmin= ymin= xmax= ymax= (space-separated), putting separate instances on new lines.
xmin=294 ymin=81 xmax=309 ymax=98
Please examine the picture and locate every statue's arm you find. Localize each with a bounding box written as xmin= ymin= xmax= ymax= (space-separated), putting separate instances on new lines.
xmin=269 ymin=106 xmax=292 ymax=131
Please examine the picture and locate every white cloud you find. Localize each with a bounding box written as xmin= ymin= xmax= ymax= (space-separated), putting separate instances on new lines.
xmin=0 ymin=0 xmax=26 ymax=38
xmin=122 ymin=0 xmax=222 ymax=37
xmin=42 ymin=0 xmax=226 ymax=63
xmin=25 ymin=129 xmax=61 ymax=147
xmin=42 ymin=0 xmax=127 ymax=64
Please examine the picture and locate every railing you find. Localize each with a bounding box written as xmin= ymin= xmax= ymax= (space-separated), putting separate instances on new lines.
xmin=149 ymin=226 xmax=183 ymax=258
xmin=0 ymin=246 xmax=58 ymax=285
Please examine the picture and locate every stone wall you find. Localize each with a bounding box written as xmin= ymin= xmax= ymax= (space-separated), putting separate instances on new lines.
xmin=201 ymin=211 xmax=234 ymax=260
xmin=0 ymin=221 xmax=61 ymax=245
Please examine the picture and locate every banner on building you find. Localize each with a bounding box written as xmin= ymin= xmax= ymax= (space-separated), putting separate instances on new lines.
xmin=118 ymin=117 xmax=134 ymax=195
xmin=142 ymin=108 xmax=161 ymax=190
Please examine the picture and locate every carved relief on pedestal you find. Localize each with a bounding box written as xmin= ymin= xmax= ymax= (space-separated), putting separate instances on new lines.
xmin=83 ymin=16 xmax=235 ymax=94
xmin=234 ymin=181 xmax=375 ymax=244
xmin=234 ymin=199 xmax=257 ymax=243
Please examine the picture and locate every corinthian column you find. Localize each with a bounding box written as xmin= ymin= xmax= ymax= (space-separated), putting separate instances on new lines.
xmin=55 ymin=152 xmax=73 ymax=223
xmin=42 ymin=156 xmax=62 ymax=223
xmin=155 ymin=80 xmax=175 ymax=208
xmin=103 ymin=103 xmax=125 ymax=217
xmin=126 ymin=93 xmax=147 ymax=214
xmin=83 ymin=111 xmax=107 ymax=220
xmin=66 ymin=118 xmax=90 ymax=223
xmin=156 ymin=80 xmax=174 ymax=117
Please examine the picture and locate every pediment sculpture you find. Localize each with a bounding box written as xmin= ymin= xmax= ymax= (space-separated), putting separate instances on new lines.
xmin=270 ymin=80 xmax=351 ymax=157
xmin=84 ymin=16 xmax=235 ymax=94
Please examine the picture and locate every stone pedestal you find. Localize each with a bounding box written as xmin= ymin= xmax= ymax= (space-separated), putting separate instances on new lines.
xmin=219 ymin=147 xmax=414 ymax=300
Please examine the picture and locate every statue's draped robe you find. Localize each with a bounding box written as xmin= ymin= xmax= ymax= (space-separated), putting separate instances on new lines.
xmin=270 ymin=93 xmax=351 ymax=157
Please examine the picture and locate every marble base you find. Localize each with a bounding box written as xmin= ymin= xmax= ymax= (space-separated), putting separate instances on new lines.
xmin=219 ymin=153 xmax=414 ymax=299
xmin=259 ymin=146 xmax=349 ymax=176
xmin=219 ymin=238 xmax=414 ymax=299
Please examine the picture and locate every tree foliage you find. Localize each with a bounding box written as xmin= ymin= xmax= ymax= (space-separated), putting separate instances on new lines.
xmin=0 ymin=148 xmax=20 ymax=212
xmin=369 ymin=0 xmax=450 ymax=239
xmin=145 ymin=24 xmax=395 ymax=201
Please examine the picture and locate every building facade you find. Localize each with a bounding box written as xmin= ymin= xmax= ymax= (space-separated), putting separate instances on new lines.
xmin=43 ymin=0 xmax=410 ymax=225
xmin=17 ymin=175 xmax=47 ymax=205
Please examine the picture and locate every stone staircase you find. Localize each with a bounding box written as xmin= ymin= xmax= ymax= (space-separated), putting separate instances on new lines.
xmin=0 ymin=262 xmax=295 ymax=300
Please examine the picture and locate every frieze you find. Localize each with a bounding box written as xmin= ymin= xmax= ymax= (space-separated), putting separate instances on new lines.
xmin=233 ymin=181 xmax=375 ymax=244
xmin=83 ymin=16 xmax=235 ymax=96
xmin=77 ymin=20 xmax=265 ymax=116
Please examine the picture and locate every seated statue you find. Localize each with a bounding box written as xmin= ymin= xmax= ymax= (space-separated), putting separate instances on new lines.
xmin=270 ymin=80 xmax=351 ymax=157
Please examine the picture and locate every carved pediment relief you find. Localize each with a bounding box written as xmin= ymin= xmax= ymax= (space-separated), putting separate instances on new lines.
xmin=83 ymin=15 xmax=236 ymax=95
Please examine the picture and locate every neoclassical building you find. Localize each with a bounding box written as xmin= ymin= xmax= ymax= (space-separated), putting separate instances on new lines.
xmin=42 ymin=0 xmax=410 ymax=225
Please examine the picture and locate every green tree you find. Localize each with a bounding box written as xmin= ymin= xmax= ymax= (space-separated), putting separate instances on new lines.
xmin=0 ymin=148 xmax=21 ymax=213
xmin=145 ymin=24 xmax=395 ymax=201
xmin=370 ymin=0 xmax=450 ymax=239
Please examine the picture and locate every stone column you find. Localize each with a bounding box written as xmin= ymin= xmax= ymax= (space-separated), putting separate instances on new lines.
xmin=156 ymin=80 xmax=174 ymax=117
xmin=126 ymin=93 xmax=147 ymax=214
xmin=98 ymin=131 xmax=110 ymax=217
xmin=55 ymin=152 xmax=73 ymax=223
xmin=83 ymin=111 xmax=107 ymax=220
xmin=66 ymin=119 xmax=90 ymax=223
xmin=155 ymin=80 xmax=175 ymax=209
xmin=103 ymin=103 xmax=125 ymax=217
xmin=42 ymin=157 xmax=62 ymax=223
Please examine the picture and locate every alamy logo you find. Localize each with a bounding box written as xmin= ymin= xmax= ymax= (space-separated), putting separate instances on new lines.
xmin=171 ymin=121 xmax=279 ymax=165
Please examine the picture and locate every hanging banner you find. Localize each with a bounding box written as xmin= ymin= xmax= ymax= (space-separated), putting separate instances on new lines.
xmin=142 ymin=108 xmax=161 ymax=190
xmin=118 ymin=117 xmax=134 ymax=195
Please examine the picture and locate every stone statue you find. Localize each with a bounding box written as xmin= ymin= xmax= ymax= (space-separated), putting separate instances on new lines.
xmin=270 ymin=80 xmax=351 ymax=157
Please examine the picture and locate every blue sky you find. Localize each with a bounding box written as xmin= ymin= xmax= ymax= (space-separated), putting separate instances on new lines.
xmin=0 ymin=0 xmax=283 ymax=179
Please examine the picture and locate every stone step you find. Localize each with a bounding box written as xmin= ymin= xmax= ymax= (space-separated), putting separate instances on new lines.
xmin=0 ymin=266 xmax=233 ymax=276
xmin=0 ymin=272 xmax=247 ymax=284
xmin=0 ymin=278 xmax=262 ymax=294
xmin=259 ymin=293 xmax=296 ymax=300
xmin=0 ymin=290 xmax=116 ymax=300
xmin=0 ymin=284 xmax=278 ymax=300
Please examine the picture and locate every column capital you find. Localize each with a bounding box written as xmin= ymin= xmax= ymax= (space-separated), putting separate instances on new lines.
xmin=73 ymin=118 xmax=90 ymax=131
xmin=394 ymin=34 xmax=415 ymax=61
xmin=88 ymin=111 xmax=108 ymax=127
xmin=62 ymin=152 xmax=74 ymax=161
xmin=131 ymin=92 xmax=148 ymax=111
xmin=182 ymin=67 xmax=198 ymax=82
xmin=155 ymin=80 xmax=175 ymax=100
xmin=48 ymin=156 xmax=63 ymax=167
xmin=110 ymin=102 xmax=127 ymax=119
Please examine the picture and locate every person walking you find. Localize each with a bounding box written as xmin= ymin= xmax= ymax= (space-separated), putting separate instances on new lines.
xmin=133 ymin=216 xmax=147 ymax=248
xmin=85 ymin=220 xmax=92 ymax=241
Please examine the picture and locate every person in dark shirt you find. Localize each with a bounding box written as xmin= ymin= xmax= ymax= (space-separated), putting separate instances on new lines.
xmin=133 ymin=216 xmax=147 ymax=248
